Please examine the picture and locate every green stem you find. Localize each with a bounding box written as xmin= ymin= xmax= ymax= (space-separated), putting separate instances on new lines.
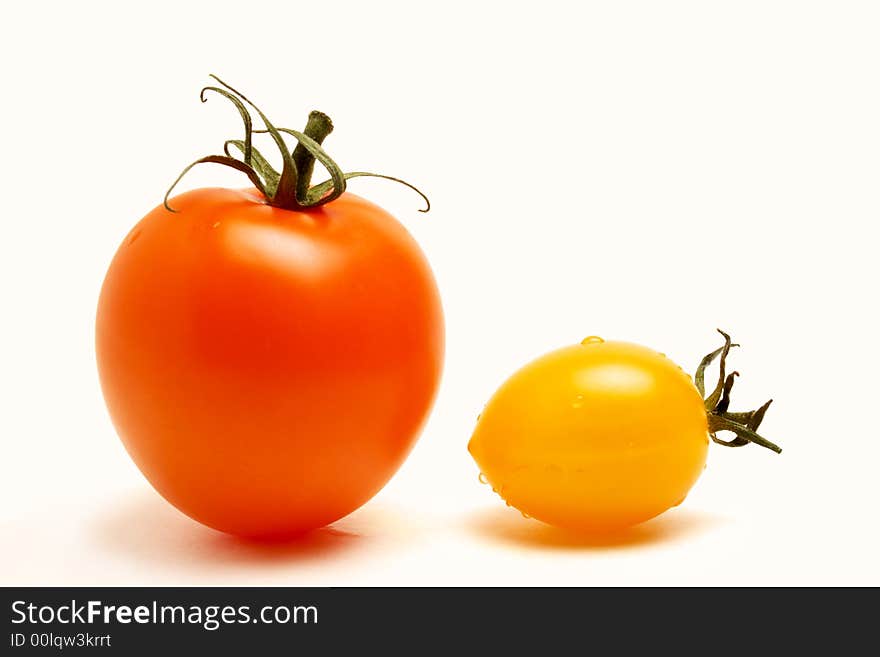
xmin=164 ymin=75 xmax=431 ymax=214
xmin=293 ymin=111 xmax=333 ymax=201
xmin=694 ymin=330 xmax=782 ymax=454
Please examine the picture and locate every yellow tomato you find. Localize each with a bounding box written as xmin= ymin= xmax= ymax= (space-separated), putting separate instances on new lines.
xmin=468 ymin=337 xmax=710 ymax=532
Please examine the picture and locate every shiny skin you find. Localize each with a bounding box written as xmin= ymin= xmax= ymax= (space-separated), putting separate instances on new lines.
xmin=468 ymin=339 xmax=709 ymax=531
xmin=97 ymin=188 xmax=444 ymax=537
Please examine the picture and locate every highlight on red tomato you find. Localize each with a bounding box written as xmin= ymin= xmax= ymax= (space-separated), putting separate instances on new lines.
xmin=468 ymin=331 xmax=780 ymax=533
xmin=96 ymin=75 xmax=443 ymax=537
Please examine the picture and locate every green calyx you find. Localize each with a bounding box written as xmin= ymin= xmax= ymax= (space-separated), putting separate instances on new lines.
xmin=695 ymin=329 xmax=782 ymax=454
xmin=164 ymin=75 xmax=430 ymax=213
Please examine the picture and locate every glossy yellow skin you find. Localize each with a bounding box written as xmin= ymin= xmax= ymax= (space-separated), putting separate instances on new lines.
xmin=468 ymin=338 xmax=709 ymax=532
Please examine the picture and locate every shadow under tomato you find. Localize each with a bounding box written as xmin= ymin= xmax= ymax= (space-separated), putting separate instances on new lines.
xmin=467 ymin=506 xmax=725 ymax=551
xmin=93 ymin=491 xmax=404 ymax=570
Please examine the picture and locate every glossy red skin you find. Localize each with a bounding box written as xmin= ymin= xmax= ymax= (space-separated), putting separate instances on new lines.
xmin=96 ymin=188 xmax=444 ymax=537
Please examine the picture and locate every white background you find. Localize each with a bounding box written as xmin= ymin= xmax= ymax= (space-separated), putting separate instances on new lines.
xmin=2 ymin=1 xmax=878 ymax=586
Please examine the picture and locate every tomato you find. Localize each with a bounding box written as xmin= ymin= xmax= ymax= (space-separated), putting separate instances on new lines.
xmin=469 ymin=331 xmax=781 ymax=532
xmin=468 ymin=337 xmax=709 ymax=531
xmin=97 ymin=187 xmax=443 ymax=537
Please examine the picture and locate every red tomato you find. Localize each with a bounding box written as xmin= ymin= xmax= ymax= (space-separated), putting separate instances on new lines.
xmin=96 ymin=187 xmax=443 ymax=537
